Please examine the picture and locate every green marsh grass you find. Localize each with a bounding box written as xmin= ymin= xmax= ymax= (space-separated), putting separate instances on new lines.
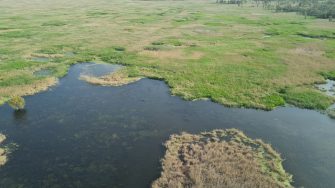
xmin=282 ymin=87 xmax=335 ymax=110
xmin=0 ymin=0 xmax=334 ymax=110
xmin=8 ymin=96 xmax=25 ymax=110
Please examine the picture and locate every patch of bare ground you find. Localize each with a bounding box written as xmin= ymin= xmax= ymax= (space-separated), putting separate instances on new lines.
xmin=152 ymin=129 xmax=293 ymax=188
xmin=80 ymin=69 xmax=141 ymax=86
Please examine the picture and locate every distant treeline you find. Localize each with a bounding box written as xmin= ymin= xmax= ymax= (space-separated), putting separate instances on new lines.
xmin=216 ymin=0 xmax=335 ymax=20
xmin=216 ymin=0 xmax=244 ymax=5
xmin=273 ymin=0 xmax=335 ymax=19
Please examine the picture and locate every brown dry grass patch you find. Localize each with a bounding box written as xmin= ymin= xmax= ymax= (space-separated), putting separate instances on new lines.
xmin=80 ymin=69 xmax=141 ymax=86
xmin=0 ymin=77 xmax=58 ymax=98
xmin=30 ymin=53 xmax=64 ymax=58
xmin=152 ymin=129 xmax=292 ymax=188
xmin=140 ymin=50 xmax=204 ymax=60
xmin=0 ymin=134 xmax=7 ymax=167
xmin=272 ymin=43 xmax=335 ymax=86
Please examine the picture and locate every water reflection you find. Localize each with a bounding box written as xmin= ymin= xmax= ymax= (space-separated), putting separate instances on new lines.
xmin=13 ymin=109 xmax=27 ymax=121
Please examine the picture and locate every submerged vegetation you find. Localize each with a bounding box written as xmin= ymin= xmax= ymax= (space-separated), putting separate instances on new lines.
xmin=152 ymin=129 xmax=292 ymax=188
xmin=0 ymin=0 xmax=334 ymax=111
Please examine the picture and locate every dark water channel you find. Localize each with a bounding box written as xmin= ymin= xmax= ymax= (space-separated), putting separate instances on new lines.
xmin=0 ymin=63 xmax=334 ymax=188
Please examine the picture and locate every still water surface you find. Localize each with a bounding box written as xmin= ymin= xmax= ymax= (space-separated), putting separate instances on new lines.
xmin=0 ymin=63 xmax=334 ymax=188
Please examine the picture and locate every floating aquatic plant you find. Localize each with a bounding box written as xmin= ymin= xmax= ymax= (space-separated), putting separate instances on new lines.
xmin=152 ymin=129 xmax=293 ymax=188
xmin=8 ymin=96 xmax=25 ymax=110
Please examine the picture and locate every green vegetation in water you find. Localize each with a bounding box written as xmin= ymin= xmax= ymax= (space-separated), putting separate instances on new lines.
xmin=261 ymin=94 xmax=286 ymax=110
xmin=8 ymin=96 xmax=25 ymax=110
xmin=281 ymin=87 xmax=335 ymax=110
xmin=0 ymin=134 xmax=7 ymax=166
xmin=152 ymin=129 xmax=293 ymax=188
xmin=322 ymin=71 xmax=335 ymax=81
xmin=0 ymin=133 xmax=18 ymax=168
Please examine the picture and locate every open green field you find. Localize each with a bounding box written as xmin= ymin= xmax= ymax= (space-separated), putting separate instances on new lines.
xmin=0 ymin=0 xmax=334 ymax=110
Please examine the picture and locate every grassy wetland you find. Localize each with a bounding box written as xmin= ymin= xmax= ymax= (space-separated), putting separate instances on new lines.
xmin=1 ymin=0 xmax=335 ymax=187
xmin=0 ymin=0 xmax=334 ymax=110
